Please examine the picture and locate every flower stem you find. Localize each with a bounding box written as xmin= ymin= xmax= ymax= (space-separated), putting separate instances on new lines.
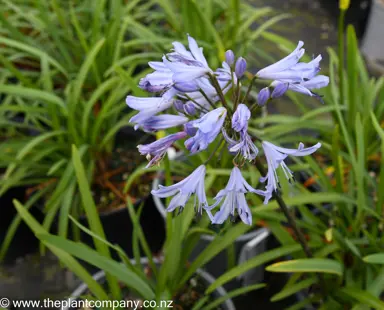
xmin=208 ymin=73 xmax=231 ymax=113
xmin=254 ymin=159 xmax=327 ymax=297
xmin=242 ymin=75 xmax=257 ymax=103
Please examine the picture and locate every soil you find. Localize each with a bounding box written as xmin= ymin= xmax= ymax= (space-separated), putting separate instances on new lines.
xmin=74 ymin=272 xmax=222 ymax=310
xmin=91 ymin=132 xmax=155 ymax=214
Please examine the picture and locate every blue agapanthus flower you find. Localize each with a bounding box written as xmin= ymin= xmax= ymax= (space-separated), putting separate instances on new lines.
xmin=151 ymin=165 xmax=208 ymax=215
xmin=257 ymin=141 xmax=322 ymax=204
xmin=207 ymin=167 xmax=258 ymax=225
xmin=126 ymin=35 xmax=328 ymax=225
xmin=256 ymin=41 xmax=329 ymax=100
xmin=185 ymin=107 xmax=227 ymax=154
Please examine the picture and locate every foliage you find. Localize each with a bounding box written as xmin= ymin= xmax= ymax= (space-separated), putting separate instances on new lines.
xmin=243 ymin=24 xmax=384 ymax=309
xmin=13 ymin=145 xmax=265 ymax=308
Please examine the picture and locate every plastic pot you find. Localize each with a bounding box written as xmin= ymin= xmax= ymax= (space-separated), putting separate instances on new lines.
xmin=362 ymin=0 xmax=384 ymax=65
xmin=152 ymin=172 xmax=270 ymax=290
xmin=0 ymin=185 xmax=44 ymax=264
xmin=65 ymin=257 xmax=236 ymax=310
xmin=66 ymin=195 xmax=165 ymax=260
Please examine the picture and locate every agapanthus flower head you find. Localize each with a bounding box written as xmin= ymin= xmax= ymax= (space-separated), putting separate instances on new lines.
xmin=257 ymin=141 xmax=321 ymax=204
xmin=138 ymin=132 xmax=187 ymax=167
xmin=151 ymin=165 xmax=207 ymax=216
xmin=207 ymin=167 xmax=258 ymax=225
xmin=185 ymin=107 xmax=227 ymax=153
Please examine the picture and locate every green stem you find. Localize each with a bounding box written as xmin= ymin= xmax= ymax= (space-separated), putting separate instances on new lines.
xmin=164 ymin=156 xmax=172 ymax=243
xmin=209 ymin=73 xmax=231 ymax=114
xmin=242 ymin=76 xmax=257 ymax=103
xmin=338 ymin=9 xmax=346 ymax=110
xmin=254 ymin=159 xmax=327 ymax=297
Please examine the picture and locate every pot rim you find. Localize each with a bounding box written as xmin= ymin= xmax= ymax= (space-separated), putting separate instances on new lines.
xmin=67 ymin=257 xmax=236 ymax=310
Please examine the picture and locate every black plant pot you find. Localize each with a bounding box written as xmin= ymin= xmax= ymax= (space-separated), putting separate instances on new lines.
xmin=0 ymin=186 xmax=44 ymax=264
xmin=70 ymin=195 xmax=165 ymax=260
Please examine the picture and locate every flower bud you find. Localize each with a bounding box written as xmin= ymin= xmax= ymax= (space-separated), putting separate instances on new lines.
xmin=271 ymin=83 xmax=289 ymax=98
xmin=235 ymin=57 xmax=247 ymax=78
xmin=184 ymin=121 xmax=198 ymax=136
xmin=184 ymin=102 xmax=196 ymax=116
xmin=257 ymin=87 xmax=270 ymax=107
xmin=173 ymin=100 xmax=184 ymax=113
xmin=174 ymin=81 xmax=199 ymax=92
xmin=339 ymin=0 xmax=350 ymax=10
xmin=225 ymin=50 xmax=235 ymax=65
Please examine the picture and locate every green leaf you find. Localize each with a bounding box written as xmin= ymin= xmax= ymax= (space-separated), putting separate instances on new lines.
xmin=202 ymin=283 xmax=265 ymax=310
xmin=71 ymin=144 xmax=120 ymax=299
xmin=38 ymin=234 xmax=155 ymax=300
xmin=0 ymin=36 xmax=68 ymax=77
xmin=206 ymin=244 xmax=309 ymax=294
xmin=0 ymin=85 xmax=67 ymax=114
xmin=341 ymin=287 xmax=384 ymax=309
xmin=271 ymin=277 xmax=317 ymax=302
xmin=13 ymin=200 xmax=108 ymax=300
xmin=266 ymin=258 xmax=343 ymax=276
xmin=363 ymin=253 xmax=384 ymax=264
xmin=180 ymin=223 xmax=250 ymax=287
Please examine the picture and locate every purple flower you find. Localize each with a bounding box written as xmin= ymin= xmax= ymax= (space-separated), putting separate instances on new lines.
xmin=184 ymin=120 xmax=198 ymax=136
xmin=165 ymin=35 xmax=212 ymax=83
xmin=257 ymin=141 xmax=321 ymax=204
xmin=138 ymin=132 xmax=187 ymax=167
xmin=185 ymin=107 xmax=227 ymax=153
xmin=134 ymin=114 xmax=188 ymax=132
xmin=257 ymin=87 xmax=270 ymax=106
xmin=207 ymin=167 xmax=258 ymax=225
xmin=126 ymin=89 xmax=177 ymax=125
xmin=223 ymin=131 xmax=259 ymax=161
xmin=272 ymin=75 xmax=329 ymax=101
xmin=232 ymin=104 xmax=250 ymax=132
xmin=139 ymin=61 xmax=173 ymax=93
xmin=223 ymin=104 xmax=258 ymax=161
xmin=151 ymin=165 xmax=207 ymax=215
xmin=256 ymin=41 xmax=305 ymax=81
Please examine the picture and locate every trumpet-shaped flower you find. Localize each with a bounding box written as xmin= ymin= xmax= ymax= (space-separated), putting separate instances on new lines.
xmin=223 ymin=104 xmax=258 ymax=161
xmin=257 ymin=141 xmax=321 ymax=204
xmin=232 ymin=104 xmax=250 ymax=132
xmin=185 ymin=107 xmax=227 ymax=153
xmin=272 ymin=75 xmax=329 ymax=101
xmin=166 ymin=35 xmax=212 ymax=83
xmin=151 ymin=165 xmax=208 ymax=215
xmin=138 ymin=132 xmax=187 ymax=167
xmin=256 ymin=41 xmax=305 ymax=80
xmin=207 ymin=167 xmax=258 ymax=225
xmin=134 ymin=114 xmax=188 ymax=132
xmin=126 ymin=89 xmax=177 ymax=126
